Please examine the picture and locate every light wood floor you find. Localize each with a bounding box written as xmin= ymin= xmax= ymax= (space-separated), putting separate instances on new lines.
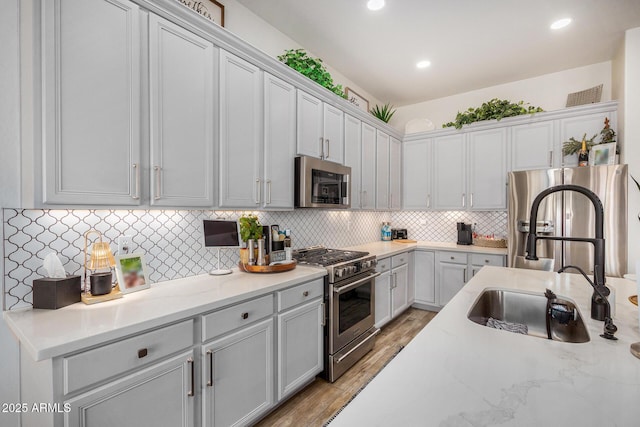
xmin=255 ymin=307 xmax=438 ymax=427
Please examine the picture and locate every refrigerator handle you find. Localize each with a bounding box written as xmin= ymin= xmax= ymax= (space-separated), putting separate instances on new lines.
xmin=548 ymin=151 xmax=553 ymax=167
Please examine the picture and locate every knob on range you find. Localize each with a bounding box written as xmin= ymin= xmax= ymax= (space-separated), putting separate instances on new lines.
xmin=335 ymin=268 xmax=345 ymax=278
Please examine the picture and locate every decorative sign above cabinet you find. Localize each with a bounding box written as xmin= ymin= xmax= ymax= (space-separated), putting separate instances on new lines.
xmin=177 ymin=0 xmax=225 ymax=26
xmin=346 ymin=87 xmax=369 ymax=112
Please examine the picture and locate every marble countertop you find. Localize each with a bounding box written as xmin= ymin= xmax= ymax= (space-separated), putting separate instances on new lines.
xmin=4 ymin=266 xmax=326 ymax=361
xmin=331 ymin=267 xmax=640 ymax=426
xmin=345 ymin=240 xmax=508 ymax=259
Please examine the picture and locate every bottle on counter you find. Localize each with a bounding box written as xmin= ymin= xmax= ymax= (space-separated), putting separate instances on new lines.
xmin=578 ymin=137 xmax=589 ymax=167
xmin=284 ymin=229 xmax=291 ymax=248
xmin=381 ymin=222 xmax=392 ymax=241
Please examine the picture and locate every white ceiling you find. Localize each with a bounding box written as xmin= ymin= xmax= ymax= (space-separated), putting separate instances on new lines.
xmin=236 ymin=0 xmax=640 ymax=106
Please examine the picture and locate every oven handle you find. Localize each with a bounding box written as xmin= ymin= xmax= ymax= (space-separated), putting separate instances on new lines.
xmin=335 ymin=328 xmax=380 ymax=364
xmin=333 ymin=272 xmax=380 ymax=295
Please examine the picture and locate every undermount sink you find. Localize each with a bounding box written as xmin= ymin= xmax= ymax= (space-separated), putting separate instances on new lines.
xmin=468 ymin=288 xmax=590 ymax=343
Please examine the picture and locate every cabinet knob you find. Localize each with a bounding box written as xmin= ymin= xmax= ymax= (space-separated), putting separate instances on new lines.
xmin=450 ymin=256 xmax=455 ymax=260
xmin=303 ymin=291 xmax=309 ymax=297
xmin=138 ymin=348 xmax=148 ymax=359
xmin=241 ymin=312 xmax=249 ymax=320
xmin=485 ymin=259 xmax=490 ymax=263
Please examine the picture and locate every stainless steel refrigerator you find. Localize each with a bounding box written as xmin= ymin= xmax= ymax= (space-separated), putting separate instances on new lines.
xmin=508 ymin=164 xmax=627 ymax=277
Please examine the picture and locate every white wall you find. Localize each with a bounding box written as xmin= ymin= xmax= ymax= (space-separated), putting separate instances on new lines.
xmin=0 ymin=1 xmax=22 ymax=424
xmin=390 ymin=61 xmax=612 ymax=132
xmin=621 ymin=27 xmax=640 ymax=274
xmin=221 ymin=0 xmax=381 ymax=108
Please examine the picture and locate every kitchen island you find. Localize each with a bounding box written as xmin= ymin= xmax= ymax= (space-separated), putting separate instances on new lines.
xmin=330 ymin=266 xmax=640 ymax=426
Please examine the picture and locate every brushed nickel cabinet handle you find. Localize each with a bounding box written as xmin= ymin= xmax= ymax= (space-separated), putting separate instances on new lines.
xmin=326 ymin=139 xmax=330 ymax=159
xmin=153 ymin=166 xmax=161 ymax=200
xmin=206 ymin=350 xmax=213 ymax=387
xmin=187 ymin=358 xmax=194 ymax=397
xmin=470 ymin=193 xmax=474 ymax=208
xmin=241 ymin=312 xmax=249 ymax=320
xmin=462 ymin=193 xmax=466 ymax=208
xmin=255 ymin=179 xmax=260 ymax=204
xmin=549 ymin=150 xmax=553 ymax=167
xmin=319 ymin=137 xmax=324 ymax=159
xmin=132 ymin=163 xmax=140 ymax=200
xmin=320 ymin=302 xmax=326 ymax=326
xmin=427 ymin=194 xmax=431 ymax=208
xmin=266 ymin=179 xmax=272 ymax=204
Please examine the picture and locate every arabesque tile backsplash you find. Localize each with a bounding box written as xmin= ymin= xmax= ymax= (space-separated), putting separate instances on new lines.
xmin=2 ymin=208 xmax=506 ymax=310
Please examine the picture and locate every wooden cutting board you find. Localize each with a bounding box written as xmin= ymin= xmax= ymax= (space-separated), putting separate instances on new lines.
xmin=393 ymin=239 xmax=417 ymax=243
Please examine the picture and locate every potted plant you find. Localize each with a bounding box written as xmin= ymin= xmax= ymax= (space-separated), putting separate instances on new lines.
xmin=370 ymin=102 xmax=396 ymax=123
xmin=238 ymin=214 xmax=263 ymax=264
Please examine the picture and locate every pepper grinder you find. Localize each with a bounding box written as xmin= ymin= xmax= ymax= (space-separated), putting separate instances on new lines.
xmin=257 ymin=238 xmax=266 ymax=266
xmin=247 ymin=239 xmax=256 ymax=266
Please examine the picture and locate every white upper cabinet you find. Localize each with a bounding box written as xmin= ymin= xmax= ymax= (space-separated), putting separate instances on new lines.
xmin=432 ymin=134 xmax=466 ymax=210
xmin=510 ymin=121 xmax=557 ymax=171
xmin=263 ymin=73 xmax=296 ymax=209
xmin=375 ymin=131 xmax=390 ymax=209
xmin=323 ymin=104 xmax=345 ymax=164
xmin=219 ymin=50 xmax=262 ymax=208
xmin=296 ymin=91 xmax=324 ymax=159
xmin=389 ymin=137 xmax=402 ymax=210
xmin=559 ymin=112 xmax=616 ymax=167
xmin=402 ymin=138 xmax=432 ymax=210
xmin=344 ymin=114 xmax=362 ymax=209
xmin=467 ymin=128 xmax=507 ymax=210
xmin=42 ymin=0 xmax=142 ymax=205
xmin=361 ymin=123 xmax=377 ymax=209
xmin=149 ymin=15 xmax=215 ymax=207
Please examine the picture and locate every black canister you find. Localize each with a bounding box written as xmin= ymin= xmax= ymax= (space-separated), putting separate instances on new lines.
xmin=90 ymin=272 xmax=113 ymax=296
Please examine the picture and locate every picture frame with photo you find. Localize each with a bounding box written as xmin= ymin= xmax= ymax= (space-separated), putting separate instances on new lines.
xmin=115 ymin=253 xmax=151 ymax=294
xmin=590 ymin=142 xmax=617 ymax=166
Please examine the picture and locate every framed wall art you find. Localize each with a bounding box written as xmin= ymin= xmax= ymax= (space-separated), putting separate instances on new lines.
xmin=590 ymin=142 xmax=617 ymax=166
xmin=345 ymin=87 xmax=369 ymax=112
xmin=178 ymin=0 xmax=225 ymax=27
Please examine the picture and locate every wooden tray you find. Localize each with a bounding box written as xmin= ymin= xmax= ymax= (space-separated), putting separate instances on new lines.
xmin=393 ymin=239 xmax=417 ymax=244
xmin=239 ymin=260 xmax=297 ymax=273
xmin=630 ymin=295 xmax=638 ymax=306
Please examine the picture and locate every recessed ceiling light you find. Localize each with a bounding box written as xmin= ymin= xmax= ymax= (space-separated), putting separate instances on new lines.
xmin=550 ymin=18 xmax=572 ymax=30
xmin=367 ymin=0 xmax=385 ymax=11
xmin=416 ymin=60 xmax=431 ymax=69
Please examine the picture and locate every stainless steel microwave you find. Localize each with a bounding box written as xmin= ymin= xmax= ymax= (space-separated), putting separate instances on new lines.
xmin=295 ymin=156 xmax=351 ymax=209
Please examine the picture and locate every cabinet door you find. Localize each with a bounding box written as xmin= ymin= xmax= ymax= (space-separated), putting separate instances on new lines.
xmin=42 ymin=0 xmax=141 ymax=205
xmin=510 ymin=121 xmax=556 ymax=171
xmin=559 ymin=112 xmax=616 ymax=167
xmin=389 ymin=137 xmax=402 ymax=210
xmin=391 ymin=264 xmax=409 ymax=318
xmin=263 ymin=73 xmax=296 ymax=209
xmin=467 ymin=128 xmax=507 ymax=210
xmin=149 ymin=15 xmax=215 ymax=207
xmin=65 ymin=351 xmax=195 ymax=427
xmin=375 ymin=131 xmax=390 ymax=209
xmin=407 ymin=251 xmax=415 ymax=305
xmin=296 ymin=90 xmax=324 ymax=158
xmin=323 ymin=104 xmax=344 ymax=164
xmin=344 ymin=114 xmax=362 ymax=209
xmin=374 ymin=271 xmax=391 ymax=328
xmin=403 ymin=138 xmax=432 ymax=210
xmin=277 ymin=299 xmax=323 ymax=400
xmin=432 ymin=134 xmax=466 ymax=210
xmin=361 ymin=123 xmax=377 ymax=209
xmin=219 ymin=50 xmax=262 ymax=208
xmin=437 ymin=262 xmax=467 ymax=306
xmin=414 ymin=251 xmax=436 ymax=305
xmin=203 ymin=318 xmax=274 ymax=427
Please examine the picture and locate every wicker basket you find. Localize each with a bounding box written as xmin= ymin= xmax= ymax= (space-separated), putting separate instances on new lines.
xmin=473 ymin=237 xmax=507 ymax=248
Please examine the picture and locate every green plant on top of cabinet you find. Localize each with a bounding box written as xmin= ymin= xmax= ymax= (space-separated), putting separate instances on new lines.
xmin=42 ymin=0 xmax=142 ymax=205
xmin=149 ymin=15 xmax=216 ymax=207
xmin=296 ymin=90 xmax=344 ymax=164
xmin=277 ymin=49 xmax=346 ymax=99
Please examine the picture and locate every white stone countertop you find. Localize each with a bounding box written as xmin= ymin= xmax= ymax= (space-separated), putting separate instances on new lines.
xmin=331 ymin=267 xmax=640 ymax=426
xmin=4 ymin=266 xmax=326 ymax=361
xmin=345 ymin=240 xmax=508 ymax=259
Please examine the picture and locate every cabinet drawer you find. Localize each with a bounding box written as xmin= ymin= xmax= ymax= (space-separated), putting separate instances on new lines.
xmin=63 ymin=319 xmax=194 ymax=395
xmin=470 ymin=253 xmax=505 ymax=267
xmin=203 ymin=294 xmax=274 ymax=342
xmin=391 ymin=252 xmax=408 ymax=268
xmin=376 ymin=257 xmax=391 ymax=273
xmin=438 ymin=251 xmax=467 ymax=265
xmin=277 ymin=278 xmax=324 ymax=312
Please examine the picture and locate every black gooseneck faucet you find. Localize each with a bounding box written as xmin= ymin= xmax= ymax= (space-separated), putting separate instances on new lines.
xmin=524 ymin=185 xmax=616 ymax=338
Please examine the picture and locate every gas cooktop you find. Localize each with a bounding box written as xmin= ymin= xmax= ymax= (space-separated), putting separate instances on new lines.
xmin=292 ymin=246 xmax=369 ymax=267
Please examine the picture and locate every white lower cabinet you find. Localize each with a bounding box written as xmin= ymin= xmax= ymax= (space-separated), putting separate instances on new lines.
xmin=65 ymin=351 xmax=196 ymax=427
xmin=437 ymin=260 xmax=467 ymax=307
xmin=203 ymin=318 xmax=274 ymax=427
xmin=374 ymin=259 xmax=392 ymax=328
xmin=277 ymin=299 xmax=324 ymax=400
xmin=414 ymin=250 xmax=436 ymax=306
xmin=391 ymin=263 xmax=409 ymax=318
xmin=375 ymin=253 xmax=412 ymax=328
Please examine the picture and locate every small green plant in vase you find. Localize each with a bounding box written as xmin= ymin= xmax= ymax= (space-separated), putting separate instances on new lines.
xmin=238 ymin=214 xmax=262 ymax=264
xmin=370 ymin=102 xmax=396 ymax=123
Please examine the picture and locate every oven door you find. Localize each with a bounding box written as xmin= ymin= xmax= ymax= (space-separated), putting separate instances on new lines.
xmin=330 ymin=272 xmax=379 ymax=353
xmin=295 ymin=156 xmax=351 ymax=208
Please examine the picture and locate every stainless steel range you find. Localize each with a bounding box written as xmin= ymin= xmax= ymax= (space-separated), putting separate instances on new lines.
xmin=293 ymin=246 xmax=379 ymax=382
